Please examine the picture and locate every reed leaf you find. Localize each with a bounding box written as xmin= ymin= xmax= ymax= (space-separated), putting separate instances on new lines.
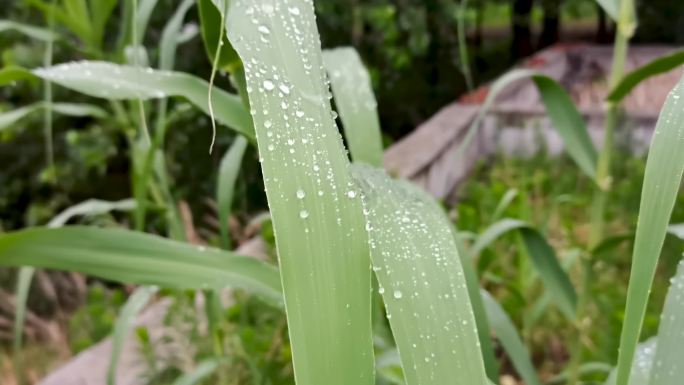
xmin=226 ymin=1 xmax=375 ymax=385
xmin=471 ymin=218 xmax=577 ymax=319
xmin=616 ymin=72 xmax=684 ymax=385
xmin=25 ymin=62 xmax=254 ymax=140
xmin=0 ymin=102 xmax=106 ymax=132
xmin=352 ymin=164 xmax=489 ymax=385
xmin=323 ymin=48 xmax=383 ymax=166
xmin=0 ymin=227 xmax=282 ymax=304
xmin=608 ymin=50 xmax=684 ymax=103
xmin=457 ymin=69 xmax=598 ymax=182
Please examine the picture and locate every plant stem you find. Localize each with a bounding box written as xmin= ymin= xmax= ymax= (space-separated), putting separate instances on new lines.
xmin=567 ymin=2 xmax=635 ymax=384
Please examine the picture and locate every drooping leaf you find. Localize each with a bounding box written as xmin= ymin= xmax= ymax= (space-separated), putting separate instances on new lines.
xmin=172 ymin=359 xmax=222 ymax=385
xmin=457 ymin=69 xmax=598 ymax=182
xmin=0 ymin=102 xmax=107 ymax=131
xmin=0 ymin=20 xmax=58 ymax=41
xmin=352 ymin=164 xmax=489 ymax=385
xmin=226 ymin=2 xmax=375 ymax=385
xmin=470 ymin=219 xmax=577 ymax=319
xmin=608 ymin=50 xmax=684 ymax=103
xmin=217 ymin=136 xmax=248 ymax=249
xmin=13 ymin=198 xmax=136 ymax=379
xmin=29 ymin=61 xmax=254 ymax=140
xmin=616 ymin=72 xmax=684 ymax=385
xmin=323 ymin=48 xmax=383 ymax=167
xmin=0 ymin=227 xmax=283 ymax=305
xmin=481 ymin=290 xmax=542 ymax=385
xmin=107 ymin=285 xmax=158 ymax=385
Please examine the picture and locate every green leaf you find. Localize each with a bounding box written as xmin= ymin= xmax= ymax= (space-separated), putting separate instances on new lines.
xmin=0 ymin=20 xmax=58 ymax=41
xmin=608 ymin=50 xmax=684 ymax=103
xmin=30 ymin=61 xmax=254 ymax=141
xmin=0 ymin=66 xmax=35 ymax=85
xmin=352 ymin=164 xmax=489 ymax=385
xmin=323 ymin=48 xmax=383 ymax=167
xmin=107 ymin=285 xmax=158 ymax=385
xmin=158 ymin=0 xmax=196 ymax=71
xmin=13 ymin=198 xmax=136 ymax=381
xmin=616 ymin=72 xmax=684 ymax=385
xmin=197 ymin=0 xmax=239 ymax=69
xmin=606 ymin=338 xmax=657 ymax=385
xmin=0 ymin=102 xmax=107 ymax=131
xmin=457 ymin=69 xmax=598 ymax=182
xmin=595 ymin=0 xmax=619 ymax=22
xmin=217 ymin=136 xmax=248 ymax=249
xmin=0 ymin=227 xmax=283 ymax=305
xmin=648 ymin=259 xmax=684 ymax=385
xmin=226 ymin=1 xmax=375 ymax=385
xmin=481 ymin=290 xmax=542 ymax=385
xmin=492 ymin=188 xmax=518 ymax=221
xmin=172 ymin=359 xmax=222 ymax=385
xmin=470 ymin=219 xmax=577 ymax=319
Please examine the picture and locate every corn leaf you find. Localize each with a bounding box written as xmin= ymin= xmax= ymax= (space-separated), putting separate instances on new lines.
xmin=323 ymin=48 xmax=383 ymax=167
xmin=172 ymin=359 xmax=222 ymax=385
xmin=608 ymin=50 xmax=684 ymax=103
xmin=107 ymin=285 xmax=158 ymax=385
xmin=0 ymin=102 xmax=107 ymax=131
xmin=226 ymin=2 xmax=375 ymax=385
xmin=595 ymin=0 xmax=619 ymax=22
xmin=648 ymin=260 xmax=684 ymax=385
xmin=28 ymin=62 xmax=254 ymax=140
xmin=197 ymin=0 xmax=239 ymax=69
xmin=457 ymin=69 xmax=598 ymax=182
xmin=606 ymin=339 xmax=657 ymax=385
xmin=481 ymin=290 xmax=542 ymax=385
xmin=352 ymin=164 xmax=489 ymax=385
xmin=0 ymin=227 xmax=283 ymax=304
xmin=0 ymin=20 xmax=58 ymax=41
xmin=616 ymin=72 xmax=684 ymax=385
xmin=470 ymin=218 xmax=577 ymax=319
xmin=217 ymin=136 xmax=248 ymax=249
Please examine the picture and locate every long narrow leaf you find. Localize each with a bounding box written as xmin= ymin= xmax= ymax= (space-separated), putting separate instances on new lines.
xmin=648 ymin=259 xmax=684 ymax=385
xmin=607 ymin=50 xmax=684 ymax=103
xmin=107 ymin=285 xmax=158 ymax=385
xmin=217 ymin=136 xmax=247 ymax=249
xmin=457 ymin=69 xmax=598 ymax=182
xmin=352 ymin=164 xmax=489 ymax=385
xmin=616 ymin=72 xmax=684 ymax=385
xmin=226 ymin=3 xmax=375 ymax=385
xmin=28 ymin=62 xmax=254 ymax=140
xmin=470 ymin=218 xmax=577 ymax=319
xmin=0 ymin=227 xmax=283 ymax=304
xmin=0 ymin=20 xmax=57 ymax=41
xmin=0 ymin=102 xmax=107 ymax=131
xmin=481 ymin=290 xmax=542 ymax=385
xmin=323 ymin=48 xmax=383 ymax=167
xmin=172 ymin=359 xmax=222 ymax=385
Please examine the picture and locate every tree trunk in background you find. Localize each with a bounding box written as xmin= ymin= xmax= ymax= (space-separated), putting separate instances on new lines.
xmin=539 ymin=0 xmax=561 ymax=48
xmin=512 ymin=0 xmax=534 ymax=60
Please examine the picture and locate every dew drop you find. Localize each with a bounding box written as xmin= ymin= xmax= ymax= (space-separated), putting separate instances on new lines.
xmin=279 ymin=84 xmax=290 ymax=94
xmin=393 ymin=290 xmax=403 ymax=299
xmin=263 ymin=80 xmax=275 ymax=91
xmin=258 ymin=25 xmax=271 ymax=35
xmin=299 ymin=210 xmax=310 ymax=219
xmin=296 ymin=189 xmax=306 ymax=199
xmin=347 ymin=190 xmax=357 ymax=198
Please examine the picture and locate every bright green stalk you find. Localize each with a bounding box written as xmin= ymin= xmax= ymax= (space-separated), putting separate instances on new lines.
xmin=42 ymin=0 xmax=55 ymax=178
xmin=457 ymin=0 xmax=474 ymax=91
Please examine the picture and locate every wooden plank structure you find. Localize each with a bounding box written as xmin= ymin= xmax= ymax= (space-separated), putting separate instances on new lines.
xmin=384 ymin=44 xmax=681 ymax=199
